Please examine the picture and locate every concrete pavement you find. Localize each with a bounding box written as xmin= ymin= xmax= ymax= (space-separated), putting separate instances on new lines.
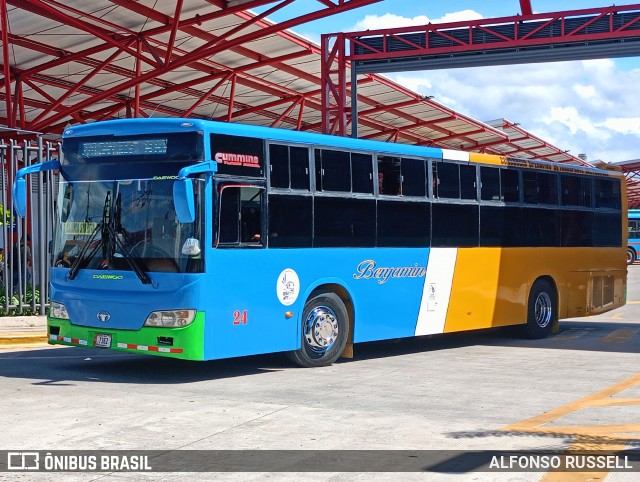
xmin=0 ymin=314 xmax=47 ymax=344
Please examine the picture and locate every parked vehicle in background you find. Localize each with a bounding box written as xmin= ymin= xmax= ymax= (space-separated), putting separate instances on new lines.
xmin=628 ymin=209 xmax=640 ymax=264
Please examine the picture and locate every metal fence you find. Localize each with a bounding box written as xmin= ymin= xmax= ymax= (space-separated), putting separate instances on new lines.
xmin=0 ymin=137 xmax=58 ymax=316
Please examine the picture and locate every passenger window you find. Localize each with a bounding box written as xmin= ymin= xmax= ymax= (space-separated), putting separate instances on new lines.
xmin=501 ymin=169 xmax=520 ymax=202
xmin=268 ymin=194 xmax=312 ymax=247
xmin=217 ymin=185 xmax=264 ymax=247
xmin=269 ymin=144 xmax=289 ymax=189
xmin=480 ymin=167 xmax=501 ymax=201
xmin=290 ymin=146 xmax=310 ymax=190
xmin=351 ymin=153 xmax=374 ymax=194
xmin=268 ymin=144 xmax=309 ymax=190
xmin=434 ymin=162 xmax=460 ymax=199
xmin=378 ymin=156 xmax=401 ymax=195
xmin=561 ymin=175 xmax=592 ymax=207
xmin=524 ymin=171 xmax=557 ymax=205
xmin=460 ymin=165 xmax=477 ymax=200
xmin=316 ymin=149 xmax=351 ymax=192
xmin=401 ymin=158 xmax=426 ymax=197
xmin=595 ymin=178 xmax=621 ymax=209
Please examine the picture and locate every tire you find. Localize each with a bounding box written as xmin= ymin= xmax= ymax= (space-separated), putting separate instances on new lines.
xmin=287 ymin=292 xmax=349 ymax=368
xmin=627 ymin=247 xmax=636 ymax=265
xmin=524 ymin=279 xmax=557 ymax=339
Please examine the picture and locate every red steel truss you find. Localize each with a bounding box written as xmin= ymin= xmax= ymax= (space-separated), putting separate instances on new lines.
xmin=322 ymin=4 xmax=640 ymax=139
xmin=0 ymin=0 xmax=383 ymax=133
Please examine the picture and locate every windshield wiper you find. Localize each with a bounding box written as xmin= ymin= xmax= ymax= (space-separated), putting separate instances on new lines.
xmin=66 ymin=191 xmax=151 ymax=285
xmin=108 ymin=193 xmax=151 ymax=285
xmin=67 ymin=192 xmax=111 ymax=281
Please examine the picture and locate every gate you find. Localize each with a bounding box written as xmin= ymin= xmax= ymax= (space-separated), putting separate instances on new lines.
xmin=0 ymin=137 xmax=58 ymax=316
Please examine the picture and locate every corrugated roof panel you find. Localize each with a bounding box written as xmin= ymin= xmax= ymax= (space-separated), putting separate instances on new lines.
xmin=1 ymin=1 xmax=587 ymax=166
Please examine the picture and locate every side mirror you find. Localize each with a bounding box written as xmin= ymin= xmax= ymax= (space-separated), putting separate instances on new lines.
xmin=173 ymin=160 xmax=218 ymax=224
xmin=12 ymin=160 xmax=61 ymax=218
xmin=173 ymin=178 xmax=195 ymax=223
xmin=13 ymin=178 xmax=28 ymax=218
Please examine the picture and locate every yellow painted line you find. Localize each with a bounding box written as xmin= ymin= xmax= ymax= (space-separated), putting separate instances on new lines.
xmin=604 ymin=313 xmax=624 ymax=320
xmin=601 ymin=329 xmax=639 ymax=343
xmin=0 ymin=334 xmax=48 ymax=345
xmin=540 ymin=441 xmax=627 ymax=482
xmin=625 ymin=300 xmax=640 ymax=304
xmin=553 ymin=329 xmax=592 ymax=340
xmin=501 ymin=372 xmax=640 ymax=481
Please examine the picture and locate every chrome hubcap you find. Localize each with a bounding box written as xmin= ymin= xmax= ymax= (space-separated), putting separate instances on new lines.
xmin=534 ymin=292 xmax=552 ymax=328
xmin=303 ymin=305 xmax=339 ymax=353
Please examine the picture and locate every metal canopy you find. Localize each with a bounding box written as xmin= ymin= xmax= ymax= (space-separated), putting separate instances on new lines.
xmin=0 ymin=0 xmax=597 ymax=164
xmin=613 ymin=159 xmax=640 ymax=207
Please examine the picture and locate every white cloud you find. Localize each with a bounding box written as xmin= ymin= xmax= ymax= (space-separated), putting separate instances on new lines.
xmin=435 ymin=10 xmax=484 ymax=24
xmin=543 ymin=106 xmax=609 ymax=140
xmin=602 ymin=118 xmax=640 ymax=136
xmin=349 ymin=10 xmax=482 ymax=31
xmin=573 ymin=84 xmax=596 ymax=99
xmin=384 ymin=59 xmax=640 ymax=163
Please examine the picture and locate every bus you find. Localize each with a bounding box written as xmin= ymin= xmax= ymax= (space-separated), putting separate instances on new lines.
xmin=628 ymin=209 xmax=640 ymax=264
xmin=13 ymin=118 xmax=627 ymax=367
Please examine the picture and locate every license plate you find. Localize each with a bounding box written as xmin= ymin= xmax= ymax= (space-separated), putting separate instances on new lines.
xmin=94 ymin=334 xmax=112 ymax=348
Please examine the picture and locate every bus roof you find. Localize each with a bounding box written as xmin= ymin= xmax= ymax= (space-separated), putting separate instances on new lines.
xmin=63 ymin=118 xmax=620 ymax=177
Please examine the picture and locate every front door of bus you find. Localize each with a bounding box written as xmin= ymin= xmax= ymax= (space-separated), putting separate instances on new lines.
xmin=208 ymin=182 xmax=296 ymax=358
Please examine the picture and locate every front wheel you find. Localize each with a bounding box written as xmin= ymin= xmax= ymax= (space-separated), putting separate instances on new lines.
xmin=627 ymin=247 xmax=636 ymax=265
xmin=524 ymin=279 xmax=557 ymax=339
xmin=287 ymin=292 xmax=349 ymax=368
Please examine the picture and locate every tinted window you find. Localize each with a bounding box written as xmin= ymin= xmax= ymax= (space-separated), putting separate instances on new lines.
xmin=434 ymin=162 xmax=460 ymax=199
xmin=268 ymin=194 xmax=312 ymax=247
xmin=378 ymin=156 xmax=401 ymax=195
xmin=501 ymin=169 xmax=520 ymax=202
xmin=217 ymin=185 xmax=263 ymax=246
xmin=480 ymin=206 xmax=525 ymax=247
xmin=290 ymin=146 xmax=310 ymax=190
xmin=560 ymin=210 xmax=594 ymax=247
xmin=314 ymin=197 xmax=376 ymax=247
xmin=269 ymin=144 xmax=310 ymax=190
xmin=594 ymin=212 xmax=622 ymax=246
xmin=521 ymin=208 xmax=559 ymax=246
xmin=595 ymin=178 xmax=621 ymax=209
xmin=317 ymin=149 xmax=351 ymax=192
xmin=377 ymin=200 xmax=430 ymax=247
xmin=432 ymin=204 xmax=479 ymax=247
xmin=402 ymin=158 xmax=426 ymax=197
xmin=269 ymin=144 xmax=289 ymax=188
xmin=561 ymin=175 xmax=592 ymax=207
xmin=480 ymin=167 xmax=501 ymax=201
xmin=460 ymin=165 xmax=477 ymax=200
xmin=352 ymin=153 xmax=374 ymax=194
xmin=524 ymin=171 xmax=557 ymax=205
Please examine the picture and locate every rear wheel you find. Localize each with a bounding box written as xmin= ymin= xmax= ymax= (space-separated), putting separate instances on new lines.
xmin=287 ymin=292 xmax=349 ymax=368
xmin=524 ymin=279 xmax=557 ymax=339
xmin=627 ymin=247 xmax=636 ymax=265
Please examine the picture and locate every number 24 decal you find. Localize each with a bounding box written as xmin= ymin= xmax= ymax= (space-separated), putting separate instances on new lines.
xmin=233 ymin=310 xmax=248 ymax=325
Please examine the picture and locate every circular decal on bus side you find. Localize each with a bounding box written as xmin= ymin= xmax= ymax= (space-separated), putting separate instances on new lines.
xmin=277 ymin=268 xmax=300 ymax=306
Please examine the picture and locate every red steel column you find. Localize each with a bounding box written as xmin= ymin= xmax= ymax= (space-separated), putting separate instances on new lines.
xmin=321 ymin=33 xmax=347 ymax=136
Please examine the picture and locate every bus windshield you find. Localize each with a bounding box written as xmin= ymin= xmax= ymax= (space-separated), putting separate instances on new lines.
xmin=53 ymin=178 xmax=204 ymax=275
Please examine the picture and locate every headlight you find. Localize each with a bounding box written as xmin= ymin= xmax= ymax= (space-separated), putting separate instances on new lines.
xmin=144 ymin=310 xmax=195 ymax=328
xmin=50 ymin=301 xmax=69 ymax=319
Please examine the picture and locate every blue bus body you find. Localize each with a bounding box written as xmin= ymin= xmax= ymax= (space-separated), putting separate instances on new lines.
xmin=26 ymin=118 xmax=625 ymax=366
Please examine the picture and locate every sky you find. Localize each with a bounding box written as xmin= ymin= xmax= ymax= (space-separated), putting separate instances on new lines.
xmin=256 ymin=0 xmax=640 ymax=164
